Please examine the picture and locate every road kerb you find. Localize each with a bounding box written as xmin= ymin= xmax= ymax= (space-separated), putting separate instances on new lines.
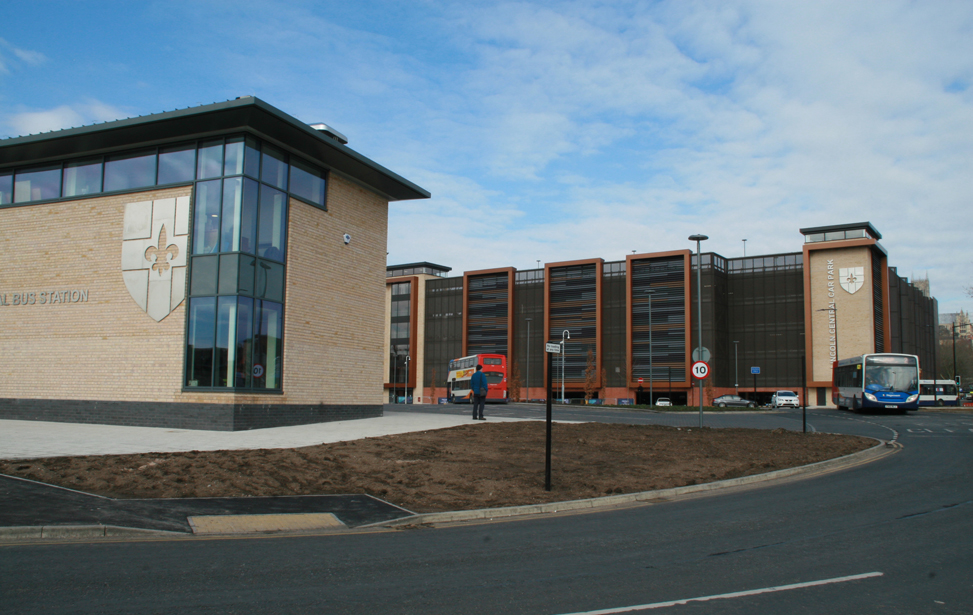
xmin=0 ymin=524 xmax=182 ymax=541
xmin=376 ymin=439 xmax=899 ymax=528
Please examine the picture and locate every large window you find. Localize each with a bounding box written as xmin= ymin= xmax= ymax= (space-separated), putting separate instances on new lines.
xmin=14 ymin=165 xmax=60 ymax=203
xmin=63 ymin=159 xmax=103 ymax=197
xmin=185 ymin=135 xmax=301 ymax=391
xmin=1 ymin=134 xmax=328 ymax=210
xmin=104 ymin=150 xmax=157 ymax=192
xmin=0 ymin=171 xmax=11 ymax=204
xmin=389 ymin=282 xmax=412 ymax=383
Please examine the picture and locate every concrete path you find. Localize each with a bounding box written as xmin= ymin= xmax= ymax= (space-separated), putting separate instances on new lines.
xmin=0 ymin=409 xmax=522 ymax=460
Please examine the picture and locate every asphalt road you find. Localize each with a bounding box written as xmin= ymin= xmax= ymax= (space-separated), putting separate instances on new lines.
xmin=2 ymin=406 xmax=971 ymax=614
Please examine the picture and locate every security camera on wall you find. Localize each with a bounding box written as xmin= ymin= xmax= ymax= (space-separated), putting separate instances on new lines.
xmin=343 ymin=233 xmax=351 ymax=245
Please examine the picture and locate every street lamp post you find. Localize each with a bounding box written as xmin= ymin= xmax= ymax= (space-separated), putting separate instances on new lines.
xmin=733 ymin=340 xmax=740 ymax=395
xmin=953 ymin=322 xmax=960 ymax=382
xmin=391 ymin=348 xmax=397 ymax=404
xmin=404 ymin=355 xmax=411 ymax=404
xmin=689 ymin=234 xmax=708 ymax=428
xmin=525 ymin=317 xmax=532 ymax=402
xmin=644 ymin=289 xmax=657 ymax=406
xmin=817 ymin=304 xmax=839 ymax=366
xmin=561 ymin=329 xmax=571 ymax=403
xmin=742 ymin=239 xmax=747 ymax=257
xmin=953 ymin=322 xmax=970 ymax=384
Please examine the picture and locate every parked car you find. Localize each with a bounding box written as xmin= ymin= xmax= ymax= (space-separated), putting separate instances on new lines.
xmin=771 ymin=390 xmax=801 ymax=408
xmin=712 ymin=394 xmax=755 ymax=408
xmin=655 ymin=398 xmax=671 ymax=406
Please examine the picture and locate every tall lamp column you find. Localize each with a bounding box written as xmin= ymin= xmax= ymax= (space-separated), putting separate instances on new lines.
xmin=391 ymin=348 xmax=397 ymax=404
xmin=689 ymin=234 xmax=708 ymax=427
xmin=525 ymin=317 xmax=532 ymax=402
xmin=404 ymin=355 xmax=411 ymax=404
xmin=644 ymin=289 xmax=656 ymax=406
xmin=733 ymin=340 xmax=740 ymax=395
xmin=561 ymin=329 xmax=571 ymax=403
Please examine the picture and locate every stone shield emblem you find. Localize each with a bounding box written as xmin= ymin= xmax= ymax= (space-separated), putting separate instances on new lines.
xmin=121 ymin=197 xmax=190 ymax=321
xmin=839 ymin=266 xmax=865 ymax=295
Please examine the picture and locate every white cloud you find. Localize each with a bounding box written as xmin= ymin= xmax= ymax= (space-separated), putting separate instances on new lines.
xmin=381 ymin=1 xmax=973 ymax=313
xmin=0 ymin=38 xmax=47 ymax=74
xmin=5 ymin=100 xmax=127 ymax=137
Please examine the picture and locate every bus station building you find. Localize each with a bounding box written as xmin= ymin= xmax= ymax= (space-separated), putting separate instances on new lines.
xmin=0 ymin=97 xmax=429 ymax=430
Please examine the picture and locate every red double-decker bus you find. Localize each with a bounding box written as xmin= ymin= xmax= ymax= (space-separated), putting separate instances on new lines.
xmin=446 ymin=354 xmax=508 ymax=403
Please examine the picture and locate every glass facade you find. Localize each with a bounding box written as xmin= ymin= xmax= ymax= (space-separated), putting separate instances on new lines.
xmin=389 ymin=282 xmax=412 ymax=385
xmin=184 ymin=135 xmax=298 ymax=391
xmin=1 ymin=134 xmax=327 ymax=210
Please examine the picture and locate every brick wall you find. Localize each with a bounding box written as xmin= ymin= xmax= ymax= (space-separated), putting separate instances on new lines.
xmin=279 ymin=174 xmax=389 ymax=406
xmin=0 ymin=173 xmax=390 ymax=428
xmin=0 ymin=187 xmax=192 ymax=402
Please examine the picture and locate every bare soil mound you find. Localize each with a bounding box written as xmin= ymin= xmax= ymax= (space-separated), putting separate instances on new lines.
xmin=0 ymin=422 xmax=873 ymax=513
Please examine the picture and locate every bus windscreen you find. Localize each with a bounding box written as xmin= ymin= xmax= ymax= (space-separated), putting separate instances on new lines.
xmin=864 ymin=357 xmax=918 ymax=393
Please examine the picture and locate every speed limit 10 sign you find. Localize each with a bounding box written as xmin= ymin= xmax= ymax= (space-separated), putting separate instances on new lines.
xmin=691 ymin=361 xmax=710 ymax=379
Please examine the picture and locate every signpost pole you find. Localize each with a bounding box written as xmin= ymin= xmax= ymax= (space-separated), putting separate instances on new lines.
xmin=751 ymin=366 xmax=760 ymax=404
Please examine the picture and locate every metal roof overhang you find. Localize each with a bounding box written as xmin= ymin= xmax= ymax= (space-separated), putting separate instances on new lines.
xmin=799 ymin=221 xmax=882 ymax=240
xmin=0 ymin=97 xmax=429 ymax=202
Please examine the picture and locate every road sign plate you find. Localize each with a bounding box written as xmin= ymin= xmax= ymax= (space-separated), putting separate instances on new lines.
xmin=545 ymin=342 xmax=561 ymax=353
xmin=751 ymin=366 xmax=760 ymax=375
xmin=692 ymin=347 xmax=711 ymax=362
xmin=692 ymin=361 xmax=710 ymax=379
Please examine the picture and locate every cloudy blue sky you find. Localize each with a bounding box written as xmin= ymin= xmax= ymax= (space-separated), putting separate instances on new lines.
xmin=2 ymin=1 xmax=971 ymax=314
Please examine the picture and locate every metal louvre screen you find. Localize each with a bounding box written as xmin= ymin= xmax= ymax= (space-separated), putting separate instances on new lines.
xmin=602 ymin=262 xmax=627 ymax=387
xmin=549 ymin=264 xmax=598 ymax=384
xmin=424 ymin=277 xmax=463 ymax=387
xmin=631 ymin=256 xmax=686 ymax=383
xmin=514 ymin=269 xmax=544 ymax=388
xmin=727 ymin=253 xmax=804 ymax=387
xmin=873 ymin=255 xmax=884 ymax=353
xmin=467 ymin=273 xmax=509 ymax=356
xmin=888 ymin=267 xmax=903 ymax=352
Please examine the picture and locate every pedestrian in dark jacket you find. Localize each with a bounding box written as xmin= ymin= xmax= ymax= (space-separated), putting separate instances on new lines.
xmin=471 ymin=364 xmax=488 ymax=420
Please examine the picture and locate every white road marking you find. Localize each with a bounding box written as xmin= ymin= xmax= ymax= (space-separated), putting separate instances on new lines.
xmin=556 ymin=572 xmax=884 ymax=614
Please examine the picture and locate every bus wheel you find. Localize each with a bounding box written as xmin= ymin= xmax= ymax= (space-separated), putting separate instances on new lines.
xmin=937 ymin=399 xmax=944 ymax=406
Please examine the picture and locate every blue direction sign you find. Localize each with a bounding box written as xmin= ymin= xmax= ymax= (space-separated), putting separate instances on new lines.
xmin=751 ymin=366 xmax=761 ymax=375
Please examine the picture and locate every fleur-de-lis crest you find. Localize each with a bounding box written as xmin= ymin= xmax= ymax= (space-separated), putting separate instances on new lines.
xmin=144 ymin=225 xmax=180 ymax=275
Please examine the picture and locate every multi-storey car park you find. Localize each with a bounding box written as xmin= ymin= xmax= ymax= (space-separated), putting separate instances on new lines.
xmin=385 ymin=222 xmax=937 ymax=407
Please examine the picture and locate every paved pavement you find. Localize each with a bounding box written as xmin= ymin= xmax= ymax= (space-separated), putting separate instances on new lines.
xmin=0 ymin=408 xmax=522 ymax=460
xmin=0 ymin=404 xmax=890 ymax=540
xmin=0 ymin=407 xmax=532 ymax=538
